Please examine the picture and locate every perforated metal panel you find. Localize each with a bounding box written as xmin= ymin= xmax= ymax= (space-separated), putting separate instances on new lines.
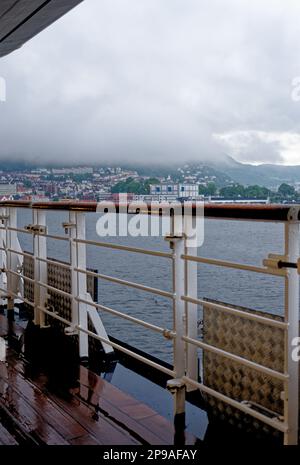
xmin=22 ymin=254 xmax=101 ymax=354
xmin=202 ymin=300 xmax=290 ymax=437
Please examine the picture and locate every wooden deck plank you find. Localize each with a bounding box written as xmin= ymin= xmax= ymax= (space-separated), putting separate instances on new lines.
xmin=77 ymin=384 xmax=169 ymax=445
xmin=79 ymin=367 xmax=140 ymax=408
xmin=0 ymin=360 xmax=88 ymax=442
xmin=10 ymin=348 xmax=196 ymax=445
xmin=3 ymin=351 xmax=139 ymax=446
xmin=0 ymin=364 xmax=69 ymax=445
xmin=69 ymin=434 xmax=100 ymax=446
xmin=0 ymin=423 xmax=18 ymax=445
xmin=11 ymin=351 xmax=174 ymax=445
xmin=0 ymin=316 xmax=197 ymax=446
xmin=44 ymin=392 xmax=141 ymax=445
xmin=77 ymin=366 xmax=193 ymax=445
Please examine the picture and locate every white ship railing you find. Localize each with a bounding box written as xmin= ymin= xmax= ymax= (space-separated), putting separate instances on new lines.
xmin=0 ymin=201 xmax=299 ymax=445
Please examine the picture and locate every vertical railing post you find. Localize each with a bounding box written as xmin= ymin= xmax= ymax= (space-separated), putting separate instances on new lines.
xmin=69 ymin=210 xmax=113 ymax=359
xmin=284 ymin=217 xmax=300 ymax=445
xmin=69 ymin=211 xmax=80 ymax=331
xmin=33 ymin=209 xmax=47 ymax=327
xmin=77 ymin=213 xmax=90 ymax=360
xmin=69 ymin=211 xmax=89 ymax=360
xmin=0 ymin=207 xmax=6 ymax=307
xmin=6 ymin=207 xmax=18 ymax=315
xmin=166 ymin=217 xmax=186 ymax=441
xmin=184 ymin=214 xmax=199 ymax=389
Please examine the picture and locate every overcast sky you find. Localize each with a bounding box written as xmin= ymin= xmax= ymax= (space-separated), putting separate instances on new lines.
xmin=1 ymin=0 xmax=300 ymax=166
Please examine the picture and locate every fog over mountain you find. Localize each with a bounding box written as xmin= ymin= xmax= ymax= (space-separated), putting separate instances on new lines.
xmin=1 ymin=0 xmax=300 ymax=166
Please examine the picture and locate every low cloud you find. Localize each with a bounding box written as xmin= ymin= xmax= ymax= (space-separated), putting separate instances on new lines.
xmin=1 ymin=0 xmax=300 ymax=165
xmin=215 ymin=130 xmax=300 ymax=166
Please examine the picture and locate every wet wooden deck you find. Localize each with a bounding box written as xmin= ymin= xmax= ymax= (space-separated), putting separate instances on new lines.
xmin=0 ymin=314 xmax=196 ymax=446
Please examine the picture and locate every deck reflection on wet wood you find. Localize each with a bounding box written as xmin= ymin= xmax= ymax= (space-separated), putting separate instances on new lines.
xmin=0 ymin=315 xmax=194 ymax=445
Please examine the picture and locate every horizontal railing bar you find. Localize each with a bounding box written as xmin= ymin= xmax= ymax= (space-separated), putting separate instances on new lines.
xmin=181 ymin=254 xmax=286 ymax=277
xmin=2 ymin=250 xmax=71 ymax=269
xmin=3 ymin=226 xmax=69 ymax=242
xmin=183 ymin=335 xmax=288 ymax=381
xmin=182 ymin=296 xmax=288 ymax=330
xmin=36 ymin=256 xmax=71 ymax=270
xmin=6 ymin=226 xmax=32 ymax=235
xmin=5 ymin=248 xmax=34 ymax=259
xmin=40 ymin=233 xmax=69 ymax=242
xmin=37 ymin=281 xmax=71 ymax=299
xmin=76 ymin=296 xmax=175 ymax=337
xmin=6 ymin=269 xmax=35 ymax=283
xmin=38 ymin=306 xmax=73 ymax=326
xmin=75 ymin=267 xmax=174 ymax=299
xmin=74 ymin=238 xmax=173 ymax=258
xmin=76 ymin=324 xmax=176 ymax=377
xmin=182 ymin=376 xmax=288 ymax=433
xmin=37 ymin=305 xmax=175 ymax=377
xmin=35 ymin=281 xmax=173 ymax=336
xmin=0 ymin=286 xmax=34 ymax=308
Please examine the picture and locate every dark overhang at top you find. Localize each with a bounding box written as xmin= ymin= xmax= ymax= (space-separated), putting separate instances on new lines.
xmin=0 ymin=0 xmax=83 ymax=58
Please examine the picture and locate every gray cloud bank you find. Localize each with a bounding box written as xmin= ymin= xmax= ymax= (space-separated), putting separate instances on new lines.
xmin=1 ymin=0 xmax=300 ymax=166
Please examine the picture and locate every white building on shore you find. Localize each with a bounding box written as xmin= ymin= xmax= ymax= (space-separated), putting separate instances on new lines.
xmin=150 ymin=182 xmax=199 ymax=200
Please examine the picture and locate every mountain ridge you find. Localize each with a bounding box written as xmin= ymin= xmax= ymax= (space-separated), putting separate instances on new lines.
xmin=1 ymin=155 xmax=300 ymax=187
